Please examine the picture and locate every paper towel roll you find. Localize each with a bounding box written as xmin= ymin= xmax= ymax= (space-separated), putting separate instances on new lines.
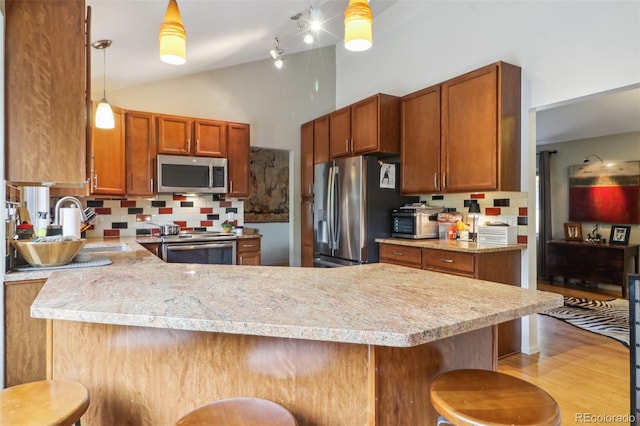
xmin=60 ymin=207 xmax=81 ymax=239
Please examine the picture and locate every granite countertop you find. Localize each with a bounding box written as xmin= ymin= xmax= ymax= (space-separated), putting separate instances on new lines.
xmin=30 ymin=239 xmax=562 ymax=347
xmin=376 ymin=237 xmax=527 ymax=253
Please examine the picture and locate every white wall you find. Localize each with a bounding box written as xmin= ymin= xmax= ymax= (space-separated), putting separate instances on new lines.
xmin=106 ymin=46 xmax=336 ymax=266
xmin=539 ymin=132 xmax=640 ymax=245
xmin=335 ymin=1 xmax=640 ymax=108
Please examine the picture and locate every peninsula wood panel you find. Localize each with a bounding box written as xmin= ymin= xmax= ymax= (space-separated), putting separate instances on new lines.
xmin=49 ymin=321 xmax=495 ymax=425
xmin=4 ymin=279 xmax=47 ymax=387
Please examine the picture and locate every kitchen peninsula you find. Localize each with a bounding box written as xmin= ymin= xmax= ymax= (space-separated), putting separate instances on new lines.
xmin=31 ymin=240 xmax=561 ymax=425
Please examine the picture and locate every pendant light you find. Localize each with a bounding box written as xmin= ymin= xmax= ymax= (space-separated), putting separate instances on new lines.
xmin=344 ymin=0 xmax=373 ymax=52
xmin=91 ymin=40 xmax=115 ymax=129
xmin=159 ymin=0 xmax=187 ymax=65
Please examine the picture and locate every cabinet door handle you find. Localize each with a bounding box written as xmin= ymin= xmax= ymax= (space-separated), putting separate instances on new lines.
xmin=392 ymin=251 xmax=404 ymax=256
xmin=150 ymin=178 xmax=154 ymax=193
xmin=93 ymin=173 xmax=98 ymax=190
xmin=439 ymin=258 xmax=454 ymax=263
xmin=229 ymin=180 xmax=233 ymax=193
xmin=308 ymin=184 xmax=313 ymax=195
xmin=443 ymin=172 xmax=447 ymax=189
xmin=244 ymin=244 xmax=256 ymax=248
xmin=345 ymin=139 xmax=349 ymax=152
xmin=434 ymin=173 xmax=438 ymax=189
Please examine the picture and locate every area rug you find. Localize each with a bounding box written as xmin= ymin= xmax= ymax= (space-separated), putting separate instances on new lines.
xmin=540 ymin=296 xmax=629 ymax=347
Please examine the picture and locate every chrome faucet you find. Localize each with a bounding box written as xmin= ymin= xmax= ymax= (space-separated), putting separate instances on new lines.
xmin=54 ymin=196 xmax=88 ymax=225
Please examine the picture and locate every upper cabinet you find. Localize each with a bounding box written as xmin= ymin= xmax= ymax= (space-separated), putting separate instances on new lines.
xmin=329 ymin=94 xmax=400 ymax=159
xmin=157 ymin=114 xmax=227 ymax=157
xmin=313 ymin=115 xmax=330 ymax=165
xmin=401 ymin=61 xmax=521 ymax=194
xmin=301 ymin=121 xmax=314 ymax=199
xmin=5 ymin=0 xmax=88 ymax=185
xmin=401 ymin=85 xmax=441 ymax=194
xmin=125 ymin=111 xmax=156 ymax=196
xmin=227 ymin=122 xmax=250 ymax=198
xmin=90 ymin=105 xmax=126 ymax=195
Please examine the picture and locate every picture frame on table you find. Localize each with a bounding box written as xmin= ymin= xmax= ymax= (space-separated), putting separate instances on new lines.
xmin=563 ymin=222 xmax=583 ymax=241
xmin=609 ymin=224 xmax=631 ymax=245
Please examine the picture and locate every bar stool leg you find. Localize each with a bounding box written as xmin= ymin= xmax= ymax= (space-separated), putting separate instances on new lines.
xmin=437 ymin=415 xmax=454 ymax=426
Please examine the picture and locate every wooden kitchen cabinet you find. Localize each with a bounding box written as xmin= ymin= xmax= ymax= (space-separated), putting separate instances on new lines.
xmin=401 ymin=85 xmax=441 ymax=194
xmin=157 ymin=114 xmax=192 ymax=155
xmin=441 ymin=62 xmax=521 ymax=192
xmin=5 ymin=0 xmax=87 ymax=185
xmin=140 ymin=242 xmax=162 ymax=259
xmin=227 ymin=122 xmax=251 ymax=198
xmin=91 ymin=104 xmax=126 ymax=195
xmin=126 ymin=110 xmax=156 ymax=196
xmin=379 ymin=242 xmax=522 ymax=358
xmin=400 ymin=62 xmax=521 ymax=194
xmin=4 ymin=279 xmax=47 ymax=387
xmin=329 ymin=94 xmax=400 ymax=159
xmin=301 ymin=199 xmax=314 ymax=267
xmin=194 ymin=119 xmax=227 ymax=157
xmin=313 ymin=115 xmax=330 ymax=164
xmin=157 ymin=114 xmax=227 ymax=158
xmin=237 ymin=236 xmax=261 ymax=265
xmin=301 ymin=120 xmax=315 ymax=198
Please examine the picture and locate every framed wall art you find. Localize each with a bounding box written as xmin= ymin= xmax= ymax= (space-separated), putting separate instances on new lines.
xmin=609 ymin=224 xmax=631 ymax=245
xmin=563 ymin=222 xmax=583 ymax=241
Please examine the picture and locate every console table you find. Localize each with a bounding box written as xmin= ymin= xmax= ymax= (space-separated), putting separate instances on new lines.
xmin=546 ymin=240 xmax=639 ymax=298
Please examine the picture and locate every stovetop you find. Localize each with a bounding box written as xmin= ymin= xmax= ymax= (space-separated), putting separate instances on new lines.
xmin=160 ymin=231 xmax=237 ymax=243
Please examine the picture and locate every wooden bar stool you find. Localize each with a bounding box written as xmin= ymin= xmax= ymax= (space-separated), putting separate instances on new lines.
xmin=0 ymin=379 xmax=90 ymax=426
xmin=430 ymin=369 xmax=561 ymax=426
xmin=176 ymin=397 xmax=298 ymax=426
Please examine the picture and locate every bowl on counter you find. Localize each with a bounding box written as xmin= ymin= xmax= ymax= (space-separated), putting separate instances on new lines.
xmin=11 ymin=239 xmax=86 ymax=267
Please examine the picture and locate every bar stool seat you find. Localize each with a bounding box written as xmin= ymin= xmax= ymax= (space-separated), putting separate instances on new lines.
xmin=430 ymin=369 xmax=561 ymax=426
xmin=176 ymin=397 xmax=298 ymax=426
xmin=0 ymin=379 xmax=90 ymax=426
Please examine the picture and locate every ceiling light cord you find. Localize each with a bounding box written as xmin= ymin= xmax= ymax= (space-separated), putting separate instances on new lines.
xmin=583 ymin=154 xmax=604 ymax=164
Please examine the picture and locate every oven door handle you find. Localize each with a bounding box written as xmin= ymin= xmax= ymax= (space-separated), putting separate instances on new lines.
xmin=166 ymin=242 xmax=235 ymax=251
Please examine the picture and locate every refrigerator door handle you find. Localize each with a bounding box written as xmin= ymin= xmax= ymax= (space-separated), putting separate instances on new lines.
xmin=327 ymin=165 xmax=335 ymax=250
xmin=333 ymin=166 xmax=340 ymax=249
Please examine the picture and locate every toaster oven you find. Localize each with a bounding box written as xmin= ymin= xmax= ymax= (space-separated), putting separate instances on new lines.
xmin=392 ymin=205 xmax=443 ymax=239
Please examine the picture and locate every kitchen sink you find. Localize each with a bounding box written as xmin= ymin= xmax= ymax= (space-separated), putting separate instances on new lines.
xmin=80 ymin=244 xmax=133 ymax=253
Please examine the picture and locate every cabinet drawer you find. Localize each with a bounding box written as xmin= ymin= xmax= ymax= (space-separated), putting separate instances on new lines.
xmin=421 ymin=248 xmax=475 ymax=275
xmin=379 ymin=244 xmax=422 ymax=268
xmin=237 ymin=238 xmax=260 ymax=253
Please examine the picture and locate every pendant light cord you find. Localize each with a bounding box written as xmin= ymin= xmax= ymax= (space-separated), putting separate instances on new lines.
xmin=102 ymin=48 xmax=107 ymax=100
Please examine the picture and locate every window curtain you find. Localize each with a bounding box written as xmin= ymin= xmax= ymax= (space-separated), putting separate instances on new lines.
xmin=537 ymin=150 xmax=556 ymax=278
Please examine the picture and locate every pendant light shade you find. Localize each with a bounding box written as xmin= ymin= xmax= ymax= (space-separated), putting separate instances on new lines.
xmin=344 ymin=0 xmax=373 ymax=52
xmin=159 ymin=0 xmax=187 ymax=65
xmin=95 ymin=99 xmax=115 ymax=129
xmin=91 ymin=39 xmax=115 ymax=130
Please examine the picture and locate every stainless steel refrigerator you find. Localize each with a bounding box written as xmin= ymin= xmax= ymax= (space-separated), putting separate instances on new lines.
xmin=314 ymin=156 xmax=417 ymax=267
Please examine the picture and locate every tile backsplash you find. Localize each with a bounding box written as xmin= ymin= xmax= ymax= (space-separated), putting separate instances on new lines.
xmin=422 ymin=191 xmax=529 ymax=244
xmin=75 ymin=194 xmax=244 ymax=238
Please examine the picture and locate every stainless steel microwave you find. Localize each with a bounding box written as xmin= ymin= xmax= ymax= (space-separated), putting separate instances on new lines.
xmin=157 ymin=154 xmax=227 ymax=194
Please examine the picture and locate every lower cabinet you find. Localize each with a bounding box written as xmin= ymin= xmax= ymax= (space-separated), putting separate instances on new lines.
xmin=237 ymin=237 xmax=261 ymax=265
xmin=139 ymin=242 xmax=162 ymax=259
xmin=379 ymin=243 xmax=522 ymax=358
xmin=4 ymin=279 xmax=47 ymax=387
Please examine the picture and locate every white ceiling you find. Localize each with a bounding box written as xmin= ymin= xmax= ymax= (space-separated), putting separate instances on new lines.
xmin=536 ymin=85 xmax=640 ymax=145
xmin=87 ymin=0 xmax=640 ymax=146
xmin=87 ymin=0 xmax=397 ymax=91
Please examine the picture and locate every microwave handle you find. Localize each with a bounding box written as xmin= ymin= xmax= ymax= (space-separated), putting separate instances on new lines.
xmin=209 ymin=165 xmax=214 ymax=188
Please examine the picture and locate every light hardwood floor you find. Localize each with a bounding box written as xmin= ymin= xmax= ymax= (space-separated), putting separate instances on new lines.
xmin=498 ymin=281 xmax=631 ymax=425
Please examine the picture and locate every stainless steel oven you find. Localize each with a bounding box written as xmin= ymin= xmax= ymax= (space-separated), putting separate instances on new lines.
xmin=161 ymin=232 xmax=237 ymax=265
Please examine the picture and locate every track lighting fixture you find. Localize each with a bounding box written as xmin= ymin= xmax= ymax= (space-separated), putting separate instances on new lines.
xmin=291 ymin=12 xmax=315 ymax=45
xmin=583 ymin=154 xmax=604 ymax=164
xmin=344 ymin=0 xmax=373 ymax=52
xmin=91 ymin=39 xmax=115 ymax=129
xmin=270 ymin=38 xmax=284 ymax=69
xmin=159 ymin=0 xmax=187 ymax=65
